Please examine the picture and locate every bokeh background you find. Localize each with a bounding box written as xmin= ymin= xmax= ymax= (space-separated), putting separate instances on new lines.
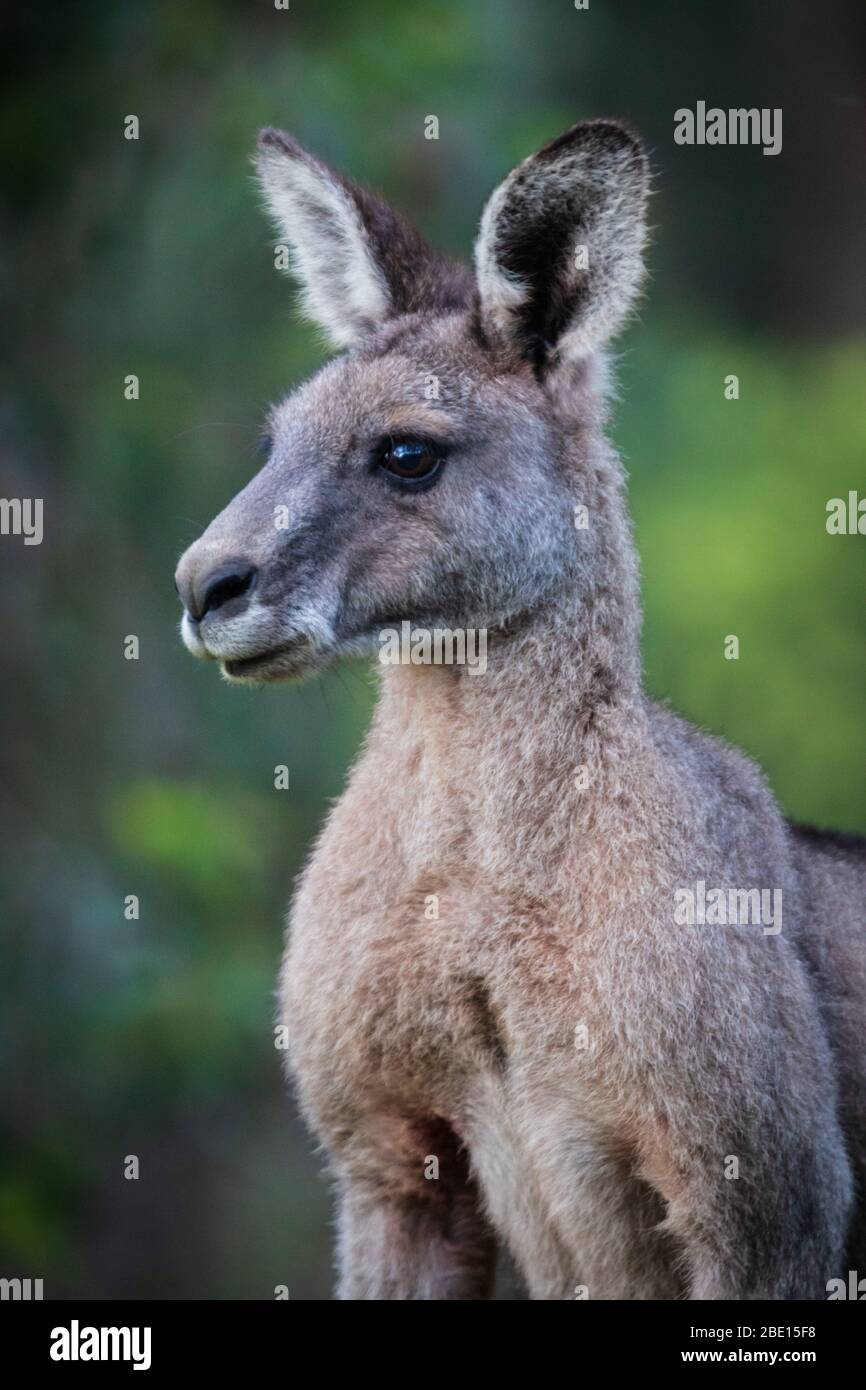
xmin=1 ymin=0 xmax=864 ymax=1299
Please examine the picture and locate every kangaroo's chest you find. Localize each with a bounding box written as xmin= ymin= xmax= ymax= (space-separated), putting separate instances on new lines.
xmin=283 ymin=866 xmax=574 ymax=1117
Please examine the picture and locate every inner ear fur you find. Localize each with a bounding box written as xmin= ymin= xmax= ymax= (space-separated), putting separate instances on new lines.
xmin=474 ymin=120 xmax=649 ymax=368
xmin=256 ymin=128 xmax=470 ymax=348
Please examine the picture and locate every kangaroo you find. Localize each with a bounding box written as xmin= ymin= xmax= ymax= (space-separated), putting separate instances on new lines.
xmin=175 ymin=121 xmax=866 ymax=1299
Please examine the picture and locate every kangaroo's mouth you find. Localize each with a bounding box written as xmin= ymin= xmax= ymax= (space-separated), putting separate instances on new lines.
xmin=222 ymin=634 xmax=316 ymax=683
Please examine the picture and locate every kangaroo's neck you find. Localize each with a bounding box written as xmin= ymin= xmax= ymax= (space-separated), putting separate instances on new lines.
xmin=371 ymin=487 xmax=648 ymax=882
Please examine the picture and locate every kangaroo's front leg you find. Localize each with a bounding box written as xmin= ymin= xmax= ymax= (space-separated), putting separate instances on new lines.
xmin=333 ymin=1118 xmax=495 ymax=1300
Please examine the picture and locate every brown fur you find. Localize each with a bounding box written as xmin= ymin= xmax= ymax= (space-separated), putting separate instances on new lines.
xmin=175 ymin=122 xmax=866 ymax=1299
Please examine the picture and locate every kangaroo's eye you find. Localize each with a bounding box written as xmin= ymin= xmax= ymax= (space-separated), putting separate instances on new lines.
xmin=377 ymin=438 xmax=444 ymax=486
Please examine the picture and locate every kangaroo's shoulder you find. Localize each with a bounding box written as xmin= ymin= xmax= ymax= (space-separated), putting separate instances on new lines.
xmin=644 ymin=696 xmax=777 ymax=815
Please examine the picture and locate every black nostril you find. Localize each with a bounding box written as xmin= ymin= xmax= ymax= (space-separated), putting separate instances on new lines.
xmin=198 ymin=563 xmax=257 ymax=619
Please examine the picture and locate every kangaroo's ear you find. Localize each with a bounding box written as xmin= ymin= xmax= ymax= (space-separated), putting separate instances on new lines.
xmin=256 ymin=128 xmax=462 ymax=350
xmin=474 ymin=121 xmax=649 ymax=369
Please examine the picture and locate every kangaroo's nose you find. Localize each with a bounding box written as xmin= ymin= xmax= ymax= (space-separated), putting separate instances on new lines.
xmin=177 ymin=560 xmax=258 ymax=622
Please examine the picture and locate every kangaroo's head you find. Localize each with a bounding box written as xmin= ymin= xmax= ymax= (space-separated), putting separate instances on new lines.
xmin=175 ymin=121 xmax=648 ymax=682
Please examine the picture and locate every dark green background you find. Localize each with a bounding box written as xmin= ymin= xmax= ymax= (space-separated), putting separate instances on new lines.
xmin=1 ymin=0 xmax=863 ymax=1298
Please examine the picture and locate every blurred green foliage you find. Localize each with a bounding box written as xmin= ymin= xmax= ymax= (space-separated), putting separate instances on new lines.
xmin=1 ymin=0 xmax=863 ymax=1298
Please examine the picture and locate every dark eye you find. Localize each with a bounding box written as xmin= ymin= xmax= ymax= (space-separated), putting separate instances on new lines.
xmin=377 ymin=438 xmax=444 ymax=486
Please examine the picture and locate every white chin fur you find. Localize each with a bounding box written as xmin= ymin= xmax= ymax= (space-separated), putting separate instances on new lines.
xmin=181 ymin=596 xmax=339 ymax=673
